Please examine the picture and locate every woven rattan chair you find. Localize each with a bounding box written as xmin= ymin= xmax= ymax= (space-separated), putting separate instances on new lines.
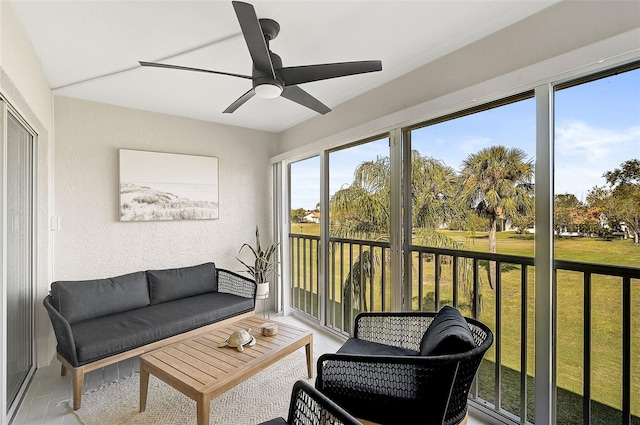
xmin=258 ymin=380 xmax=363 ymax=425
xmin=316 ymin=310 xmax=493 ymax=425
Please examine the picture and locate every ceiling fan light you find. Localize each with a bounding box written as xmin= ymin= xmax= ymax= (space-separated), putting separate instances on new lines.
xmin=255 ymin=83 xmax=283 ymax=99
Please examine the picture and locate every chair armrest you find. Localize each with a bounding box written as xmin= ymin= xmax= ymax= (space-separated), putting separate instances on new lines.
xmin=353 ymin=312 xmax=435 ymax=350
xmin=217 ymin=268 xmax=257 ymax=300
xmin=288 ymin=380 xmax=362 ymax=425
xmin=43 ymin=295 xmax=79 ymax=367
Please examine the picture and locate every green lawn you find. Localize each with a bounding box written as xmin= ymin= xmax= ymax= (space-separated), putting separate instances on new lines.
xmin=290 ymin=224 xmax=639 ymax=422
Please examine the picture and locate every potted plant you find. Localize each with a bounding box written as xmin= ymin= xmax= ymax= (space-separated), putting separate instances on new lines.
xmin=237 ymin=226 xmax=279 ymax=299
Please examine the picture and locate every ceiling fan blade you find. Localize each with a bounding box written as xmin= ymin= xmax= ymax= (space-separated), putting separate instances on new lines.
xmin=281 ymin=86 xmax=331 ymax=115
xmin=223 ymin=88 xmax=255 ymax=114
xmin=232 ymin=1 xmax=276 ymax=78
xmin=139 ymin=61 xmax=252 ymax=80
xmin=278 ymin=60 xmax=382 ymax=86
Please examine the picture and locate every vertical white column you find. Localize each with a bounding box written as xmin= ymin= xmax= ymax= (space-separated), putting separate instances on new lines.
xmin=389 ymin=128 xmax=403 ymax=311
xmin=273 ymin=162 xmax=285 ymax=314
xmin=319 ymin=151 xmax=330 ymax=325
xmin=535 ymin=83 xmax=555 ymax=425
xmin=0 ymin=99 xmax=7 ymax=425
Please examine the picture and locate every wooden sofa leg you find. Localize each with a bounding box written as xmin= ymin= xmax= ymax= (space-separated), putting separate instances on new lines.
xmin=70 ymin=367 xmax=84 ymax=410
xmin=60 ymin=364 xmax=67 ymax=376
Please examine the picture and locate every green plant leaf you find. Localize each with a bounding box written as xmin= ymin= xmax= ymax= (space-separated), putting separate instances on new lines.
xmin=237 ymin=225 xmax=280 ymax=283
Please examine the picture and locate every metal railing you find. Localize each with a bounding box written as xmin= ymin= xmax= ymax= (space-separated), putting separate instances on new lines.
xmin=288 ymin=232 xmax=639 ymax=425
xmin=290 ymin=233 xmax=320 ymax=319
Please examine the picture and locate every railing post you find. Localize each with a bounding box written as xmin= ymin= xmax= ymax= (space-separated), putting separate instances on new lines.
xmin=452 ymin=256 xmax=459 ymax=308
xmin=434 ymin=254 xmax=441 ymax=311
xmin=583 ymin=273 xmax=592 ymax=425
xmin=418 ymin=252 xmax=423 ymax=311
xmin=495 ymin=261 xmax=502 ymax=411
xmin=520 ymin=265 xmax=529 ymax=423
xmin=622 ymin=276 xmax=631 ymax=425
xmin=473 ymin=258 xmax=479 ymax=320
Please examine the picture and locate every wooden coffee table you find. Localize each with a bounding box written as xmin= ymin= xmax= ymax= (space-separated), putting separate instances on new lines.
xmin=139 ymin=315 xmax=313 ymax=425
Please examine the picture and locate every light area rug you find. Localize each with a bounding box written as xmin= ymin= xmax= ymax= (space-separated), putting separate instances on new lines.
xmin=70 ymin=351 xmax=315 ymax=425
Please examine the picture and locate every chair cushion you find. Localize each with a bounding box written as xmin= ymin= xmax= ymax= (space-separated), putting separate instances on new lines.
xmin=71 ymin=292 xmax=253 ymax=364
xmin=338 ymin=337 xmax=418 ymax=356
xmin=419 ymin=306 xmax=476 ymax=356
xmin=147 ymin=262 xmax=217 ymax=305
xmin=50 ymin=271 xmax=150 ymax=324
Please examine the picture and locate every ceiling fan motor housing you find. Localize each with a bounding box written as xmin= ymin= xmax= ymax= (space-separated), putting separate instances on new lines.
xmin=252 ymin=50 xmax=284 ymax=98
xmin=259 ymin=18 xmax=280 ymax=41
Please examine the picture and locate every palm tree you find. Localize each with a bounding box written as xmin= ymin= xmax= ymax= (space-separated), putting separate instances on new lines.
xmin=330 ymin=151 xmax=474 ymax=314
xmin=330 ymin=155 xmax=390 ymax=239
xmin=330 ymin=155 xmax=389 ymax=320
xmin=411 ymin=150 xmax=465 ymax=230
xmin=460 ymin=145 xmax=534 ymax=288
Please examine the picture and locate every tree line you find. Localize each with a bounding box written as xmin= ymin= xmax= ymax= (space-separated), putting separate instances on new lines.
xmin=292 ymin=149 xmax=639 ymax=246
xmin=291 ymin=146 xmax=639 ymax=312
xmin=557 ymin=159 xmax=640 ymax=243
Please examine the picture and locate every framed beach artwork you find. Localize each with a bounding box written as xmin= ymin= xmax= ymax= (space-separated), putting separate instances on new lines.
xmin=119 ymin=149 xmax=219 ymax=221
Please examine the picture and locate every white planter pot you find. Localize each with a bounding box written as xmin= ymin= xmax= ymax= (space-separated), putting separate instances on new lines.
xmin=256 ymin=282 xmax=269 ymax=299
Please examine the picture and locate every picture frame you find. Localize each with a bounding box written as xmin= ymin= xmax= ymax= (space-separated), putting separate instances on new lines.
xmin=119 ymin=149 xmax=219 ymax=221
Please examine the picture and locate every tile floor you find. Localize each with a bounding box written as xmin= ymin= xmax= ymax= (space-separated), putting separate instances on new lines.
xmin=10 ymin=313 xmax=487 ymax=425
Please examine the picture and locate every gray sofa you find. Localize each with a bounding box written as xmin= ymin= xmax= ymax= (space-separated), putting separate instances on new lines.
xmin=43 ymin=262 xmax=256 ymax=410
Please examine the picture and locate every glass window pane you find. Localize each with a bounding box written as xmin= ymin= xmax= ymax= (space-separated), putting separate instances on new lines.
xmin=6 ymin=112 xmax=34 ymax=411
xmin=554 ymin=66 xmax=640 ymax=425
xmin=289 ymin=156 xmax=320 ymax=319
xmin=409 ymin=96 xmax=536 ymax=421
xmin=328 ymin=137 xmax=391 ymax=332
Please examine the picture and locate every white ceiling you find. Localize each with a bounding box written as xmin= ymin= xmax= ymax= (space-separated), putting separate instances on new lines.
xmin=11 ymin=0 xmax=560 ymax=133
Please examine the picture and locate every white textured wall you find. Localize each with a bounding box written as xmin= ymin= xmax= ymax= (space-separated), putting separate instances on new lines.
xmin=54 ymin=97 xmax=277 ymax=282
xmin=0 ymin=2 xmax=52 ymax=130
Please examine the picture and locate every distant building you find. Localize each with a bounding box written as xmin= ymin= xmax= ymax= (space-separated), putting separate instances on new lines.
xmin=303 ymin=211 xmax=320 ymax=224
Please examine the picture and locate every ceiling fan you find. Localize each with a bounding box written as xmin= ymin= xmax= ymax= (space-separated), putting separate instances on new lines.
xmin=139 ymin=1 xmax=382 ymax=115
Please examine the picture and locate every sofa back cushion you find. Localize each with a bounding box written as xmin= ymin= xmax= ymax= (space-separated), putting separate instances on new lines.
xmin=419 ymin=306 xmax=476 ymax=356
xmin=147 ymin=262 xmax=218 ymax=305
xmin=51 ymin=271 xmax=150 ymax=324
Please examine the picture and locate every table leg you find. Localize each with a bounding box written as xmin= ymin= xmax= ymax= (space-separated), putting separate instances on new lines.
xmin=197 ymin=393 xmax=210 ymax=425
xmin=139 ymin=367 xmax=149 ymax=412
xmin=305 ymin=336 xmax=314 ymax=378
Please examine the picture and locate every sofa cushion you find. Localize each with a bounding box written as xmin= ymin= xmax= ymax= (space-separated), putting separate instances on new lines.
xmin=50 ymin=271 xmax=149 ymax=324
xmin=71 ymin=292 xmax=253 ymax=364
xmin=338 ymin=337 xmax=418 ymax=357
xmin=419 ymin=306 xmax=476 ymax=356
xmin=147 ymin=262 xmax=217 ymax=305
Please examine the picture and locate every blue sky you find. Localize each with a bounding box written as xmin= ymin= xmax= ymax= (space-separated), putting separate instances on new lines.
xmin=291 ymin=68 xmax=640 ymax=210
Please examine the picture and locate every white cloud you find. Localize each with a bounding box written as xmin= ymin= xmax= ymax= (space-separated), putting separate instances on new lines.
xmin=555 ymin=121 xmax=640 ymax=163
xmin=554 ymin=121 xmax=640 ymax=197
xmin=459 ymin=136 xmax=493 ymax=155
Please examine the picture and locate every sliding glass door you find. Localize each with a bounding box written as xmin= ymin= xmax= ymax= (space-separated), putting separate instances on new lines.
xmin=2 ymin=103 xmax=35 ymax=419
xmin=289 ymin=156 xmax=321 ymax=319
xmin=553 ymin=65 xmax=640 ymax=425
xmin=327 ymin=136 xmax=391 ymax=333
xmin=406 ymin=95 xmax=536 ymax=420
xmin=287 ymin=136 xmax=393 ymax=333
